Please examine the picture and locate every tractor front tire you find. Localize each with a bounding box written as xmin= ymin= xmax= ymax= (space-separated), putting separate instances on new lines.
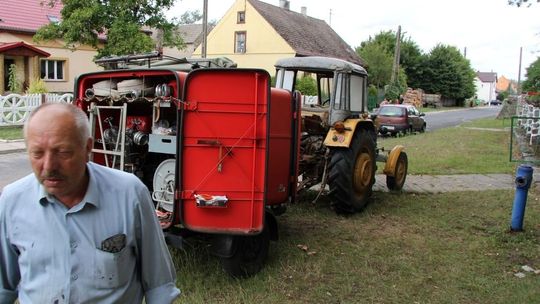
xmin=386 ymin=151 xmax=408 ymax=191
xmin=328 ymin=128 xmax=376 ymax=214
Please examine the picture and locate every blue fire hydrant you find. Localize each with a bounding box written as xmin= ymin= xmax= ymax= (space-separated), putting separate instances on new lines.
xmin=510 ymin=165 xmax=534 ymax=232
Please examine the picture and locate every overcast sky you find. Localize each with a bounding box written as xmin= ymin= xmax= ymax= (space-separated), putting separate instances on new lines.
xmin=170 ymin=0 xmax=540 ymax=81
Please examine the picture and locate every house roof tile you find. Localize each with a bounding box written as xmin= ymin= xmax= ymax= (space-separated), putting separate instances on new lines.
xmin=247 ymin=0 xmax=364 ymax=66
xmin=178 ymin=24 xmax=206 ymax=44
xmin=0 ymin=41 xmax=50 ymax=56
xmin=0 ymin=0 xmax=62 ymax=33
xmin=477 ymin=71 xmax=497 ymax=83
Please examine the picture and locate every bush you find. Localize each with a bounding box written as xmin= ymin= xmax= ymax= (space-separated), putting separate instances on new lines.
xmin=26 ymin=78 xmax=48 ymax=94
xmin=497 ymin=91 xmax=508 ymax=101
xmin=384 ymin=83 xmax=401 ymax=101
xmin=295 ymin=76 xmax=317 ymax=96
xmin=527 ymin=94 xmax=540 ymax=107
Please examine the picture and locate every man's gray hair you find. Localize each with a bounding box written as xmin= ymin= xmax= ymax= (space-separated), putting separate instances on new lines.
xmin=24 ymin=103 xmax=91 ymax=146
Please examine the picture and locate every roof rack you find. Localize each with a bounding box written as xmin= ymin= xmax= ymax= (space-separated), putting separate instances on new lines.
xmin=94 ymin=51 xmax=238 ymax=71
xmin=94 ymin=51 xmax=189 ymax=70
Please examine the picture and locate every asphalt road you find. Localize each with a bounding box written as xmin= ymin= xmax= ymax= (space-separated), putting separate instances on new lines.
xmin=424 ymin=105 xmax=501 ymax=131
xmin=0 ymin=152 xmax=30 ymax=191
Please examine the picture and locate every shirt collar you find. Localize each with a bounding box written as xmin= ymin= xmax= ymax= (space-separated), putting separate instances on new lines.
xmin=38 ymin=162 xmax=100 ymax=209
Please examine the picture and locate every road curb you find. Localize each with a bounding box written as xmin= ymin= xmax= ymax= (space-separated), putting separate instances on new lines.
xmin=0 ymin=148 xmax=26 ymax=155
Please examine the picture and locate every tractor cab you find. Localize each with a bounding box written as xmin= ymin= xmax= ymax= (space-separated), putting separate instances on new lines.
xmin=275 ymin=56 xmax=369 ymax=127
xmin=274 ymin=56 xmax=408 ymax=214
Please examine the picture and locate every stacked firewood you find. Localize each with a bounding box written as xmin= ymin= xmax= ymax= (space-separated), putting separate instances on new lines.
xmin=402 ymin=88 xmax=423 ymax=108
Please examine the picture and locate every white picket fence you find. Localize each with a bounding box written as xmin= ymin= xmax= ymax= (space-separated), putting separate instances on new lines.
xmin=0 ymin=93 xmax=74 ymax=126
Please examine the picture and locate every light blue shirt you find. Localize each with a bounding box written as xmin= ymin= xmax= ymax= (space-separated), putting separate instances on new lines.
xmin=0 ymin=162 xmax=180 ymax=303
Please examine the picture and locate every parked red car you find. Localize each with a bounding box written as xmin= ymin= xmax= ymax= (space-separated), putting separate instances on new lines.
xmin=374 ymin=104 xmax=426 ymax=135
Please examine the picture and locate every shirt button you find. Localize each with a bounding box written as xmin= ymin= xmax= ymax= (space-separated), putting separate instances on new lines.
xmin=72 ymin=274 xmax=78 ymax=281
xmin=70 ymin=242 xmax=77 ymax=249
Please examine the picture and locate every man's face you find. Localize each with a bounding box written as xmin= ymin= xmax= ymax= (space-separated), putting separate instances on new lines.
xmin=26 ymin=107 xmax=91 ymax=204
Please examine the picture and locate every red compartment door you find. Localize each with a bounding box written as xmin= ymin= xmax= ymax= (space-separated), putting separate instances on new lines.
xmin=180 ymin=69 xmax=269 ymax=235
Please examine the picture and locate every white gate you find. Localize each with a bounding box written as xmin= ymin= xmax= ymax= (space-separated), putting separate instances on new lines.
xmin=0 ymin=93 xmax=74 ymax=126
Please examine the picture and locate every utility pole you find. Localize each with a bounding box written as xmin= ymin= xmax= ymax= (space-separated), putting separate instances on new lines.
xmin=329 ymin=9 xmax=332 ymax=26
xmin=517 ymin=46 xmax=523 ymax=94
xmin=201 ymin=0 xmax=208 ymax=58
xmin=390 ymin=25 xmax=401 ymax=85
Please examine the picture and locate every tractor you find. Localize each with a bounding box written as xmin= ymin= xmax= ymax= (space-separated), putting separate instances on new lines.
xmin=274 ymin=56 xmax=408 ymax=213
xmin=72 ymin=54 xmax=407 ymax=278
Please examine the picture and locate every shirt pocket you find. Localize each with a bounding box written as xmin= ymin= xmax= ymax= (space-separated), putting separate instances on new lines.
xmin=94 ymin=246 xmax=135 ymax=289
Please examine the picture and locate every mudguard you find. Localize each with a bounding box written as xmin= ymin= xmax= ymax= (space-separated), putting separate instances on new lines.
xmin=324 ymin=119 xmax=359 ymax=147
xmin=323 ymin=119 xmax=376 ymax=148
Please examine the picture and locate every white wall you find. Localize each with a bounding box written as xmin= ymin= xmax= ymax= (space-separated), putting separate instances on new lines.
xmin=474 ymin=77 xmax=496 ymax=102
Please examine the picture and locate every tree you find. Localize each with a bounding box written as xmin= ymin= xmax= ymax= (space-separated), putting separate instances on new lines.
xmin=177 ymin=9 xmax=217 ymax=27
xmin=357 ymin=30 xmax=479 ymax=104
xmin=497 ymin=91 xmax=509 ymax=101
xmin=34 ymin=0 xmax=184 ymax=58
xmin=178 ymin=10 xmax=203 ymax=25
xmin=521 ymin=57 xmax=540 ymax=92
xmin=356 ymin=42 xmax=393 ymax=88
xmin=422 ymin=44 xmax=476 ymax=103
xmin=358 ymin=30 xmax=395 ymax=54
xmin=357 ymin=30 xmax=423 ymax=91
xmin=399 ymin=40 xmax=426 ymax=90
xmin=295 ymin=75 xmax=317 ymax=96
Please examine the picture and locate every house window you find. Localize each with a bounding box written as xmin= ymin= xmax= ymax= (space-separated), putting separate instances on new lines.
xmin=237 ymin=11 xmax=245 ymax=23
xmin=40 ymin=59 xmax=65 ymax=81
xmin=47 ymin=15 xmax=60 ymax=24
xmin=235 ymin=31 xmax=246 ymax=53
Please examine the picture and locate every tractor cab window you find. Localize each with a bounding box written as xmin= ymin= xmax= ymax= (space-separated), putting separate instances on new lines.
xmin=333 ymin=73 xmax=348 ymax=111
xmin=331 ymin=73 xmax=366 ymax=113
xmin=275 ymin=69 xmax=295 ymax=92
xmin=317 ymin=75 xmax=333 ymax=107
xmin=350 ymin=74 xmax=366 ymax=113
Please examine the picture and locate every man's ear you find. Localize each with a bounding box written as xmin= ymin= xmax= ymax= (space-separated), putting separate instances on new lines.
xmin=86 ymin=137 xmax=93 ymax=160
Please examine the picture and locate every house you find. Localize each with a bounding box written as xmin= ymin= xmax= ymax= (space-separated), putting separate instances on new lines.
xmin=496 ymin=75 xmax=517 ymax=94
xmin=474 ymin=71 xmax=497 ymax=103
xmin=0 ymin=0 xmax=101 ymax=94
xmin=158 ymin=24 xmax=212 ymax=59
xmin=192 ymin=0 xmax=363 ymax=74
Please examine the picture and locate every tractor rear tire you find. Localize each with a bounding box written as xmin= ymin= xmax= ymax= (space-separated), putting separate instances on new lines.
xmin=220 ymin=224 xmax=270 ymax=278
xmin=328 ymin=128 xmax=376 ymax=214
xmin=386 ymin=151 xmax=408 ymax=191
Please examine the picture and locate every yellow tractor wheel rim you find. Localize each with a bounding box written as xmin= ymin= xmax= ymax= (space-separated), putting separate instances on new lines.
xmin=394 ymin=155 xmax=407 ymax=186
xmin=353 ymin=152 xmax=372 ymax=193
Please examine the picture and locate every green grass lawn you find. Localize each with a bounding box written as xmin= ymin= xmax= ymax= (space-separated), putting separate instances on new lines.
xmin=173 ymin=190 xmax=540 ymax=303
xmin=0 ymin=126 xmax=23 ymax=140
xmin=378 ymin=117 xmax=516 ymax=175
xmin=171 ymin=117 xmax=539 ymax=303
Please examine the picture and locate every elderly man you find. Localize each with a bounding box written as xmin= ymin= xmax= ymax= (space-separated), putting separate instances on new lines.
xmin=0 ymin=103 xmax=180 ymax=303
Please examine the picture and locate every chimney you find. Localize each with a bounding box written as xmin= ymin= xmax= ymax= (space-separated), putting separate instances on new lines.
xmin=301 ymin=6 xmax=307 ymax=16
xmin=279 ymin=0 xmax=290 ymax=10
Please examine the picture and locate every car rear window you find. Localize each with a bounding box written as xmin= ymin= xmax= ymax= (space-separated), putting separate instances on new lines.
xmin=378 ymin=106 xmax=405 ymax=117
